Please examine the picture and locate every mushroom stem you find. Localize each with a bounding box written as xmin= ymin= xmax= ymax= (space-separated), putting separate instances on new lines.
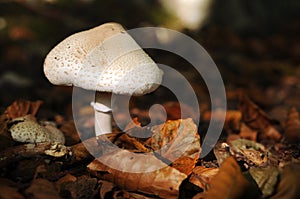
xmin=91 ymin=92 xmax=112 ymax=136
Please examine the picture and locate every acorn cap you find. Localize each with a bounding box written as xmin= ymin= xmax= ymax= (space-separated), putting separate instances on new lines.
xmin=43 ymin=22 xmax=163 ymax=96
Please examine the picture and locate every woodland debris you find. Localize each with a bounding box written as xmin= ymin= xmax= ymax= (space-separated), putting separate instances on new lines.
xmin=88 ymin=156 xmax=187 ymax=199
xmin=189 ymin=166 xmax=219 ymax=190
xmin=24 ymin=178 xmax=61 ymax=199
xmin=195 ymin=156 xmax=261 ymax=199
xmin=249 ymin=167 xmax=279 ymax=197
xmin=270 ymin=162 xmax=300 ymax=199
xmin=284 ymin=107 xmax=300 ymax=143
xmin=5 ymin=99 xmax=42 ymax=119
xmin=239 ymin=92 xmax=282 ymax=141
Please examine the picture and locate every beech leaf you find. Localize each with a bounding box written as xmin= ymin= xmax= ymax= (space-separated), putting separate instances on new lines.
xmin=87 ymin=150 xmax=187 ymax=199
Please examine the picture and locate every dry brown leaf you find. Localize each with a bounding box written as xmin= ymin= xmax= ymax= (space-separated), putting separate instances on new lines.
xmin=55 ymin=173 xmax=77 ymax=192
xmin=112 ymin=190 xmax=156 ymax=199
xmin=239 ymin=122 xmax=258 ymax=141
xmin=202 ymin=110 xmax=242 ymax=133
xmin=270 ymin=162 xmax=300 ymax=199
xmin=249 ymin=167 xmax=279 ymax=197
xmin=5 ymin=99 xmax=42 ymax=119
xmin=0 ymin=178 xmax=24 ymax=199
xmin=189 ymin=166 xmax=219 ymax=190
xmin=99 ymin=180 xmax=116 ymax=199
xmin=25 ymin=178 xmax=61 ymax=199
xmin=213 ymin=142 xmax=231 ymax=166
xmin=58 ymin=175 xmax=98 ymax=199
xmin=59 ymin=120 xmax=81 ymax=146
xmin=171 ymin=156 xmax=198 ymax=175
xmin=284 ymin=107 xmax=300 ymax=143
xmin=201 ymin=156 xmax=259 ymax=199
xmin=239 ymin=93 xmax=281 ymax=141
xmin=116 ymin=133 xmax=150 ymax=152
xmin=146 ymin=118 xmax=200 ymax=164
xmin=88 ymin=150 xmax=187 ymax=199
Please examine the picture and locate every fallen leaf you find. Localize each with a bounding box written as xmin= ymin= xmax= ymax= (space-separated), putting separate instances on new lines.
xmin=171 ymin=156 xmax=198 ymax=175
xmin=189 ymin=166 xmax=219 ymax=190
xmin=146 ymin=118 xmax=201 ymax=163
xmin=203 ymin=110 xmax=242 ymax=133
xmin=284 ymin=107 xmax=300 ymax=143
xmin=239 ymin=93 xmax=281 ymax=141
xmin=5 ymin=99 xmax=42 ymax=120
xmin=88 ymin=150 xmax=187 ymax=199
xmin=59 ymin=120 xmax=81 ymax=145
xmin=213 ymin=142 xmax=231 ymax=166
xmin=112 ymin=190 xmax=156 ymax=199
xmin=25 ymin=178 xmax=61 ymax=199
xmin=99 ymin=180 xmax=116 ymax=199
xmin=0 ymin=178 xmax=24 ymax=199
xmin=249 ymin=167 xmax=279 ymax=197
xmin=270 ymin=162 xmax=300 ymax=199
xmin=200 ymin=156 xmax=260 ymax=199
xmin=239 ymin=122 xmax=258 ymax=141
xmin=59 ymin=175 xmax=98 ymax=199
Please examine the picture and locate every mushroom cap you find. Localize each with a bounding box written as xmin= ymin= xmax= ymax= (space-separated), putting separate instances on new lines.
xmin=44 ymin=22 xmax=163 ymax=96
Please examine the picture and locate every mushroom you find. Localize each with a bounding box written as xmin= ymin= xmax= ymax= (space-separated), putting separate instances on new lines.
xmin=44 ymin=22 xmax=163 ymax=136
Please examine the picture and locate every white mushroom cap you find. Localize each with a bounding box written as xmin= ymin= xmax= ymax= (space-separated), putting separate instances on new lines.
xmin=44 ymin=22 xmax=163 ymax=96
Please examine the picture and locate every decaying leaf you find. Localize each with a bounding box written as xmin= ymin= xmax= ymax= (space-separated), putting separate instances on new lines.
xmin=229 ymin=138 xmax=268 ymax=166
xmin=5 ymin=99 xmax=42 ymax=119
xmin=249 ymin=167 xmax=279 ymax=197
xmin=203 ymin=110 xmax=242 ymax=133
xmin=146 ymin=118 xmax=201 ymax=164
xmin=213 ymin=142 xmax=231 ymax=166
xmin=112 ymin=190 xmax=157 ymax=199
xmin=284 ymin=107 xmax=300 ymax=143
xmin=25 ymin=178 xmax=61 ymax=199
xmin=200 ymin=156 xmax=260 ymax=199
xmin=171 ymin=156 xmax=198 ymax=175
xmin=270 ymin=162 xmax=300 ymax=199
xmin=58 ymin=175 xmax=98 ymax=199
xmin=0 ymin=178 xmax=24 ymax=199
xmin=99 ymin=180 xmax=116 ymax=199
xmin=239 ymin=122 xmax=258 ymax=141
xmin=59 ymin=120 xmax=81 ymax=145
xmin=189 ymin=166 xmax=219 ymax=190
xmin=239 ymin=93 xmax=281 ymax=141
xmin=88 ymin=149 xmax=187 ymax=199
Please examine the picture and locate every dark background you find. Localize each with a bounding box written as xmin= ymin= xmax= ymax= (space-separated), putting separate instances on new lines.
xmin=1 ymin=0 xmax=300 ymax=119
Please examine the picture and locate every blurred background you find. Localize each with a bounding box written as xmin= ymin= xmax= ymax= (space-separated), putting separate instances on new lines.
xmin=1 ymin=0 xmax=300 ymax=119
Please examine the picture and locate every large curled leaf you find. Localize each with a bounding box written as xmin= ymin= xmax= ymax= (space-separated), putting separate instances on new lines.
xmin=200 ymin=156 xmax=260 ymax=199
xmin=87 ymin=149 xmax=187 ymax=199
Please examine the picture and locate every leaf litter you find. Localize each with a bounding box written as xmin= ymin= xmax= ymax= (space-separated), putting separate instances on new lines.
xmin=0 ymin=95 xmax=299 ymax=199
